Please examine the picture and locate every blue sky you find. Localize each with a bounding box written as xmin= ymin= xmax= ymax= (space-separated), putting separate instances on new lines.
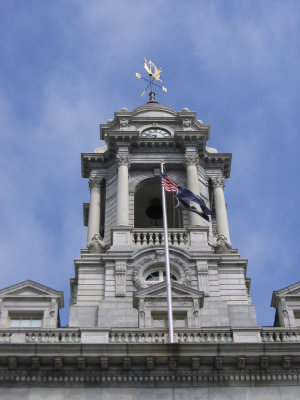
xmin=0 ymin=0 xmax=299 ymax=326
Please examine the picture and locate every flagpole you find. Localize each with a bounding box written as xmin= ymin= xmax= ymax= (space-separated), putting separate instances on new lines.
xmin=160 ymin=161 xmax=174 ymax=343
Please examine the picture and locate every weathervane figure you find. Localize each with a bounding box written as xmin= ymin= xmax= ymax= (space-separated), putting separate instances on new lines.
xmin=136 ymin=58 xmax=167 ymax=102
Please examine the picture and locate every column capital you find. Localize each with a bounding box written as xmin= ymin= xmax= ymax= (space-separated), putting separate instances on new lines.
xmin=211 ymin=177 xmax=225 ymax=189
xmin=116 ymin=154 xmax=131 ymax=167
xmin=88 ymin=176 xmax=102 ymax=189
xmin=184 ymin=153 xmax=199 ymax=166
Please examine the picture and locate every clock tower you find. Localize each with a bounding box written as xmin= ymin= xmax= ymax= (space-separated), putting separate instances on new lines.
xmin=69 ymin=98 xmax=257 ymax=331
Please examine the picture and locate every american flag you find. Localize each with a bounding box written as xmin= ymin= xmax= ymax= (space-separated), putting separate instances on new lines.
xmin=161 ymin=170 xmax=178 ymax=193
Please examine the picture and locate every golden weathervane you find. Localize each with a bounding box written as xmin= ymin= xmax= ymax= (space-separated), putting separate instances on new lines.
xmin=136 ymin=58 xmax=167 ymax=101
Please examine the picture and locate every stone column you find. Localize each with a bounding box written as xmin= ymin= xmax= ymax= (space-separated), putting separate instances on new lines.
xmin=211 ymin=177 xmax=231 ymax=246
xmin=185 ymin=153 xmax=203 ymax=226
xmin=87 ymin=176 xmax=102 ymax=244
xmin=116 ymin=154 xmax=130 ymax=226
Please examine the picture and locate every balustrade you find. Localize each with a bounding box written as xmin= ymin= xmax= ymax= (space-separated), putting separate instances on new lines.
xmin=25 ymin=330 xmax=81 ymax=344
xmin=109 ymin=331 xmax=166 ymax=344
xmin=261 ymin=329 xmax=300 ymax=343
xmin=2 ymin=327 xmax=300 ymax=345
xmin=132 ymin=229 xmax=188 ymax=246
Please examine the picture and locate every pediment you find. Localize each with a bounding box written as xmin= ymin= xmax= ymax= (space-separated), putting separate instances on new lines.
xmin=0 ymin=280 xmax=63 ymax=306
xmin=275 ymin=282 xmax=300 ymax=296
xmin=133 ymin=281 xmax=204 ymax=308
xmin=272 ymin=281 xmax=300 ymax=307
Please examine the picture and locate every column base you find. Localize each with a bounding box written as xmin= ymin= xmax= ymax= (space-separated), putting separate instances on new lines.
xmin=110 ymin=226 xmax=134 ymax=249
xmin=187 ymin=227 xmax=210 ymax=251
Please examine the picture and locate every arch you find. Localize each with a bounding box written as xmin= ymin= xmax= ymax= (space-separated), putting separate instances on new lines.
xmin=134 ymin=176 xmax=182 ymax=228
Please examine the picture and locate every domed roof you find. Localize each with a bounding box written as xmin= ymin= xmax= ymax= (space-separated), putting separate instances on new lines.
xmin=132 ymin=100 xmax=177 ymax=116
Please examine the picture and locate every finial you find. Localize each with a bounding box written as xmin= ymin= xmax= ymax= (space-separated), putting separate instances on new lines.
xmin=135 ymin=58 xmax=167 ymax=103
xmin=148 ymin=91 xmax=157 ymax=103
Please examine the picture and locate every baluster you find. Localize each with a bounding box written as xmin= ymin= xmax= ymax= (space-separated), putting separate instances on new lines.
xmin=160 ymin=232 xmax=164 ymax=245
xmin=152 ymin=232 xmax=156 ymax=245
xmin=194 ymin=333 xmax=200 ymax=343
xmin=138 ymin=233 xmax=141 ymax=245
xmin=261 ymin=332 xmax=267 ymax=342
xmin=199 ymin=333 xmax=205 ymax=343
xmin=146 ymin=333 xmax=152 ymax=343
xmin=183 ymin=232 xmax=188 ymax=245
xmin=133 ymin=233 xmax=137 ymax=245
xmin=282 ymin=332 xmax=289 ymax=342
xmin=177 ymin=333 xmax=182 ymax=343
xmin=148 ymin=233 xmax=153 ymax=245
xmin=274 ymin=332 xmax=281 ymax=342
xmin=219 ymin=333 xmax=225 ymax=343
xmin=157 ymin=333 xmax=164 ymax=343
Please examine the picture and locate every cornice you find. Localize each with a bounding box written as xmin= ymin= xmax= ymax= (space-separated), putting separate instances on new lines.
xmin=81 ymin=152 xmax=115 ymax=178
xmin=201 ymin=151 xmax=232 ymax=179
xmin=0 ymin=340 xmax=300 ymax=387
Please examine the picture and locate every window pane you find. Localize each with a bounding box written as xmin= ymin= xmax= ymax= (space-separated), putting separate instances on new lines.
xmin=153 ymin=318 xmax=166 ymax=328
xmin=152 ymin=313 xmax=186 ymax=328
xmin=20 ymin=319 xmax=32 ymax=327
xmin=10 ymin=319 xmax=20 ymax=328
xmin=174 ymin=316 xmax=186 ymax=328
xmin=294 ymin=311 xmax=300 ymax=326
xmin=31 ymin=319 xmax=42 ymax=327
xmin=9 ymin=315 xmax=42 ymax=328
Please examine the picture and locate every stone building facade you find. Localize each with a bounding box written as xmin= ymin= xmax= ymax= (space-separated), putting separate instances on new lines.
xmin=0 ymin=98 xmax=300 ymax=399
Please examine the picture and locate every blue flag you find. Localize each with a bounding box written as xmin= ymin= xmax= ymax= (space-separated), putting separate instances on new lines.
xmin=177 ymin=186 xmax=212 ymax=217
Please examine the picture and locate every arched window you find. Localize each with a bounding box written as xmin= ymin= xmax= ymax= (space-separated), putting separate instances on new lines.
xmin=145 ymin=269 xmax=178 ymax=284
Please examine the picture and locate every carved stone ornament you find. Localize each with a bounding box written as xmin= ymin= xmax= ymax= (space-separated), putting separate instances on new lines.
xmin=88 ymin=176 xmax=102 ymax=188
xmin=87 ymin=233 xmax=107 ymax=254
xmin=212 ymin=234 xmax=232 ymax=254
xmin=182 ymin=119 xmax=192 ymax=130
xmin=120 ymin=118 xmax=129 ymax=130
xmin=211 ymin=177 xmax=225 ymax=189
xmin=115 ymin=261 xmax=127 ymax=297
xmin=184 ymin=153 xmax=199 ymax=166
xmin=116 ymin=154 xmax=131 ymax=166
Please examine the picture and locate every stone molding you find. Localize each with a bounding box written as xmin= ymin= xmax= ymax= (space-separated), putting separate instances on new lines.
xmin=196 ymin=261 xmax=209 ymax=295
xmin=211 ymin=177 xmax=225 ymax=189
xmin=116 ymin=154 xmax=131 ymax=166
xmin=184 ymin=153 xmax=199 ymax=166
xmin=88 ymin=176 xmax=102 ymax=188
xmin=1 ymin=352 xmax=300 ymax=387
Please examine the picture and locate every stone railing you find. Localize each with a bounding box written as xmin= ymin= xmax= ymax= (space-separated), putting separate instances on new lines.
xmin=0 ymin=329 xmax=81 ymax=344
xmin=2 ymin=327 xmax=300 ymax=345
xmin=260 ymin=328 xmax=300 ymax=343
xmin=109 ymin=329 xmax=233 ymax=344
xmin=132 ymin=229 xmax=188 ymax=246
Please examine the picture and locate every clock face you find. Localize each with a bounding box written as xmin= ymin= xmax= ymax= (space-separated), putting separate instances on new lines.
xmin=141 ymin=127 xmax=171 ymax=138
